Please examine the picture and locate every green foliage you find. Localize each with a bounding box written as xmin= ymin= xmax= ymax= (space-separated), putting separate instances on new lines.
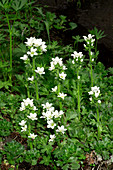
xmin=0 ymin=119 xmax=13 ymax=136
xmin=2 ymin=140 xmax=25 ymax=165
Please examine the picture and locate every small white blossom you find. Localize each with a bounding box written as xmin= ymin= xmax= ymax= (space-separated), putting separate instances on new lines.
xmin=49 ymin=134 xmax=56 ymax=142
xmin=27 ymin=47 xmax=38 ymax=57
xmin=21 ymin=125 xmax=27 ymax=132
xmin=62 ymin=65 xmax=67 ymax=70
xmin=35 ymin=67 xmax=45 ymax=75
xmin=19 ymin=120 xmax=26 ymax=126
xmin=42 ymin=102 xmax=52 ymax=110
xmin=25 ymin=37 xmax=36 ymax=47
xmin=27 ymin=113 xmax=37 ymax=120
xmin=45 ymin=111 xmax=54 ymax=120
xmin=51 ymin=86 xmax=57 ymax=92
xmin=28 ymin=133 xmax=37 ymax=139
xmin=59 ymin=72 xmax=67 ymax=80
xmin=40 ymin=41 xmax=47 ymax=52
xmin=92 ymin=58 xmax=94 ymax=62
xmin=47 ymin=120 xmax=56 ymax=129
xmin=33 ymin=106 xmax=38 ymax=110
xmin=57 ymin=92 xmax=67 ymax=100
xmin=23 ymin=98 xmax=34 ymax=107
xmin=19 ymin=102 xmax=25 ymax=111
xmin=56 ymin=125 xmax=67 ymax=134
xmin=33 ymin=38 xmax=42 ymax=47
xmin=49 ymin=62 xmax=55 ymax=71
xmin=88 ymin=86 xmax=100 ymax=98
xmin=53 ymin=110 xmax=60 ymax=118
xmin=98 ymin=100 xmax=101 ymax=104
xmin=72 ymin=60 xmax=75 ymax=64
xmin=52 ymin=57 xmax=63 ymax=66
xmin=78 ymin=76 xmax=80 ymax=79
xmin=71 ymin=51 xmax=83 ymax=60
xmin=28 ymin=76 xmax=34 ymax=81
xmin=89 ymin=97 xmax=92 ymax=101
xmin=20 ymin=54 xmax=28 ymax=61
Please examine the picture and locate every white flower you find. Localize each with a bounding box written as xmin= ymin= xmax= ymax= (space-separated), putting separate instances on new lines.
xmin=42 ymin=102 xmax=52 ymax=110
xmin=28 ymin=133 xmax=37 ymax=139
xmin=88 ymin=86 xmax=100 ymax=98
xmin=40 ymin=41 xmax=47 ymax=52
xmin=92 ymin=58 xmax=94 ymax=62
xmin=72 ymin=60 xmax=75 ymax=64
xmin=25 ymin=37 xmax=36 ymax=47
xmin=28 ymin=76 xmax=34 ymax=81
xmin=33 ymin=38 xmax=42 ymax=47
xmin=88 ymin=91 xmax=93 ymax=95
xmin=59 ymin=72 xmax=67 ymax=80
xmin=47 ymin=120 xmax=56 ymax=129
xmin=45 ymin=111 xmax=54 ymax=120
xmin=23 ymin=98 xmax=34 ymax=107
xmin=35 ymin=67 xmax=45 ymax=75
xmin=33 ymin=106 xmax=38 ymax=110
xmin=56 ymin=125 xmax=67 ymax=134
xmin=71 ymin=51 xmax=83 ymax=60
xmin=27 ymin=113 xmax=37 ymax=120
xmin=89 ymin=97 xmax=92 ymax=101
xmin=19 ymin=102 xmax=25 ymax=111
xmin=53 ymin=110 xmax=60 ymax=118
xmin=27 ymin=47 xmax=38 ymax=57
xmin=51 ymin=86 xmax=57 ymax=92
xmin=57 ymin=92 xmax=67 ymax=100
xmin=91 ymin=86 xmax=100 ymax=98
xmin=49 ymin=134 xmax=56 ymax=142
xmin=62 ymin=65 xmax=67 ymax=70
xmin=20 ymin=54 xmax=28 ymax=60
xmin=78 ymin=76 xmax=80 ymax=79
xmin=49 ymin=62 xmax=55 ymax=71
xmin=59 ymin=110 xmax=64 ymax=116
xmin=21 ymin=125 xmax=27 ymax=132
xmin=52 ymin=57 xmax=63 ymax=66
xmin=98 ymin=100 xmax=101 ymax=104
xmin=19 ymin=120 xmax=26 ymax=126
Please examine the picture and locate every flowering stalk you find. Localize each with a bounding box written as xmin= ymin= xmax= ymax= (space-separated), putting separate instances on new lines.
xmin=89 ymin=50 xmax=93 ymax=87
xmin=77 ymin=70 xmax=80 ymax=120
xmin=33 ymin=58 xmax=39 ymax=100
xmin=26 ymin=72 xmax=30 ymax=98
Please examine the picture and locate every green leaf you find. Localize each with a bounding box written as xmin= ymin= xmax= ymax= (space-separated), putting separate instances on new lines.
xmin=69 ymin=22 xmax=77 ymax=30
xmin=32 ymin=159 xmax=37 ymax=165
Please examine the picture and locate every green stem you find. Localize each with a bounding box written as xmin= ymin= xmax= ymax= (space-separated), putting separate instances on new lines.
xmin=26 ymin=72 xmax=30 ymax=98
xmin=33 ymin=58 xmax=39 ymax=100
xmin=6 ymin=13 xmax=12 ymax=82
xmin=96 ymin=103 xmax=100 ymax=138
xmin=77 ymin=70 xmax=80 ymax=120
xmin=89 ymin=49 xmax=93 ymax=87
xmin=28 ymin=123 xmax=33 ymax=149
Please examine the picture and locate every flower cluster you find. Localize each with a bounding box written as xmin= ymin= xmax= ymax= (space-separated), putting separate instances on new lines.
xmin=49 ymin=56 xmax=67 ymax=80
xmin=71 ymin=51 xmax=83 ymax=64
xmin=83 ymin=34 xmax=95 ymax=49
xmin=19 ymin=98 xmax=38 ymax=139
xmin=20 ymin=37 xmax=47 ymax=61
xmin=41 ymin=102 xmax=67 ymax=142
xmin=19 ymin=98 xmax=38 ymax=111
xmin=88 ymin=86 xmax=101 ymax=103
